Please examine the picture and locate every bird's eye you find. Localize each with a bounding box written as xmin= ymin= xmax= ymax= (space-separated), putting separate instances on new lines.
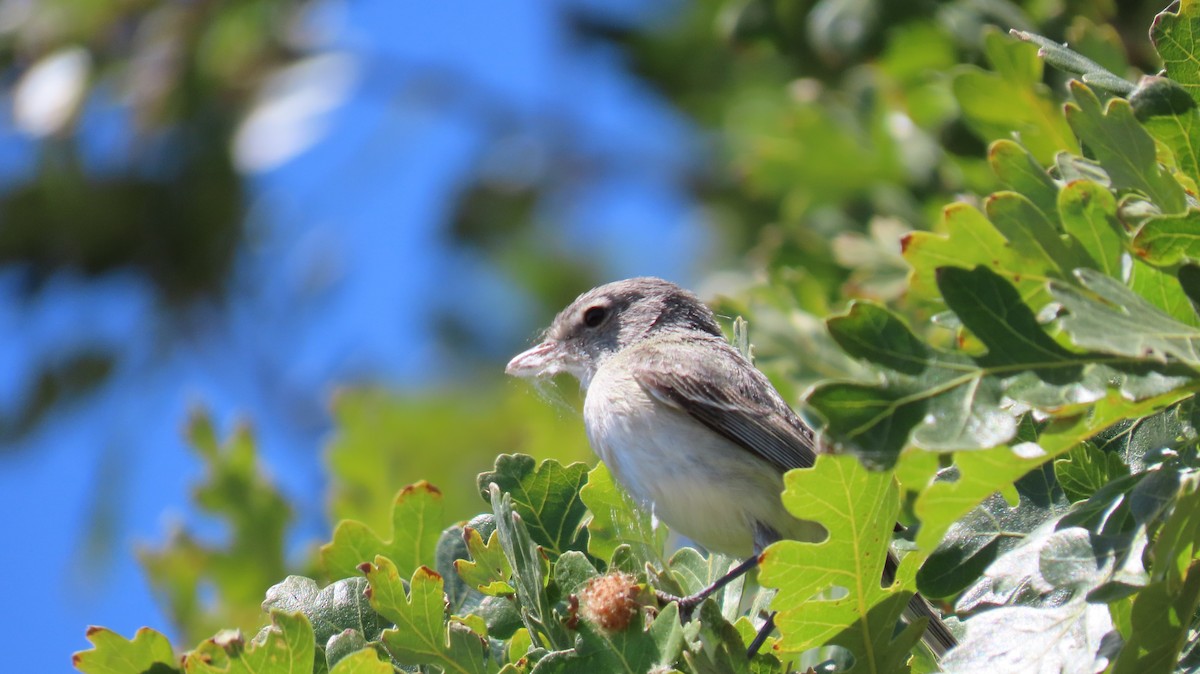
xmin=583 ymin=305 xmax=607 ymax=328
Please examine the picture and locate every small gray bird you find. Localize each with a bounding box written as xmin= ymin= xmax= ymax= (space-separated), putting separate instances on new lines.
xmin=506 ymin=277 xmax=955 ymax=657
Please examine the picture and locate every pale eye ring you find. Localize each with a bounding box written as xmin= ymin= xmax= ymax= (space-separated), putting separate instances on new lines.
xmin=583 ymin=305 xmax=607 ymax=328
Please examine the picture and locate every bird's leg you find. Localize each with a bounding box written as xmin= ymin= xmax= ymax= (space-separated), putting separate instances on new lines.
xmin=655 ymin=555 xmax=760 ymax=620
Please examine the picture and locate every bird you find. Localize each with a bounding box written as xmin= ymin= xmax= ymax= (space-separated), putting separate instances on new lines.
xmin=505 ymin=276 xmax=956 ymax=658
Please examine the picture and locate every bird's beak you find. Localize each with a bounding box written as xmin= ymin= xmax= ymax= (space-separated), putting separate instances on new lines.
xmin=506 ymin=340 xmax=566 ymax=378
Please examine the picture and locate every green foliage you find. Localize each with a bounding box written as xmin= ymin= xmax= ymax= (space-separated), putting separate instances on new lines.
xmin=75 ymin=2 xmax=1200 ymax=673
xmin=760 ymin=454 xmax=924 ymax=670
xmin=138 ymin=414 xmax=291 ymax=643
xmin=74 ymin=627 xmax=176 ymax=674
xmin=321 ymin=481 xmax=448 ymax=581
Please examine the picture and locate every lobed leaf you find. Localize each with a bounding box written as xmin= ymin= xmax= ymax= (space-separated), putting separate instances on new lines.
xmin=1131 ymin=76 xmax=1200 ymax=195
xmin=579 ymin=462 xmax=666 ymax=566
xmin=455 ymin=526 xmax=516 ymax=597
xmin=1054 ymin=441 xmax=1130 ymax=503
xmin=321 ymin=481 xmax=447 ymax=581
xmin=182 ymin=610 xmax=316 ymax=674
xmin=1064 ymin=82 xmax=1188 ymax=214
xmin=939 ymin=600 xmax=1115 ymax=674
xmin=361 ymin=558 xmax=495 ymax=674
xmin=529 ymin=603 xmax=684 ymax=674
xmin=952 ymin=29 xmax=1079 ymax=164
xmin=73 ymin=626 xmax=179 ymax=674
xmin=759 ymin=454 xmax=923 ymax=669
xmin=919 ymin=464 xmax=1070 ymax=599
xmin=1050 ymin=268 xmax=1200 ymax=367
xmin=1153 ymin=0 xmax=1200 ymax=105
xmin=913 ymin=390 xmax=1191 ymax=554
xmin=261 ymin=576 xmax=390 ymax=648
xmin=1133 ymin=209 xmax=1200 ymax=268
xmin=477 ymin=455 xmax=589 ymax=558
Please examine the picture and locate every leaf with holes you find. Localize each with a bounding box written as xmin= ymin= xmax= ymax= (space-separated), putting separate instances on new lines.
xmin=759 ymin=454 xmax=923 ymax=669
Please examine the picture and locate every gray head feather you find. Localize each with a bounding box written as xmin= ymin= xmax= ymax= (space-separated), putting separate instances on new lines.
xmin=508 ymin=277 xmax=723 ymax=385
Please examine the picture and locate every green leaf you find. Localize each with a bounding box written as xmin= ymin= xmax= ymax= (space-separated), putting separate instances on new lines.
xmin=362 ymin=558 xmax=496 ymax=674
xmin=1133 ymin=210 xmax=1200 ymax=267
xmin=183 ymin=610 xmax=316 ymax=674
xmin=324 ymin=630 xmax=368 ymax=671
xmin=1064 ymin=81 xmax=1188 ymax=214
xmin=1058 ymin=180 xmax=1125 ymax=279
xmin=579 ymin=462 xmax=666 ymax=566
xmin=327 ymin=647 xmax=394 ymax=674
xmin=919 ymin=463 xmax=1070 ymax=599
xmin=1051 ymin=267 xmax=1200 ymax=367
xmin=1113 ymin=475 xmax=1200 ymax=671
xmin=758 ymin=454 xmax=923 ymax=669
xmin=1111 ymin=569 xmax=1200 ymax=674
xmin=1153 ymin=0 xmax=1200 ymax=105
xmin=1011 ymin=29 xmax=1134 ymax=95
xmin=952 ymin=29 xmax=1079 ymax=164
xmin=683 ymin=600 xmax=782 ymax=674
xmin=1131 ymin=76 xmax=1200 ymax=194
xmin=552 ymin=550 xmax=599 ymax=597
xmin=902 ymin=202 xmax=1055 ymax=310
xmin=261 ymin=576 xmax=390 ymax=647
xmin=529 ymin=603 xmax=684 ymax=674
xmin=985 ymin=191 xmax=1095 ymax=278
xmin=74 ymin=626 xmax=179 ymax=674
xmin=477 ymin=455 xmax=590 ymax=558
xmin=812 ymin=298 xmax=1010 ymax=462
xmin=488 ymin=483 xmax=570 ymax=651
xmin=456 ymin=526 xmax=516 ymax=597
xmin=913 ymin=390 xmax=1190 ymax=554
xmin=989 ymin=139 xmax=1059 ymax=218
xmin=1129 ymin=258 xmax=1200 ymax=327
xmin=814 ymin=268 xmax=1180 ymax=465
xmin=321 ymin=481 xmax=447 ymax=581
xmin=1054 ymin=441 xmax=1130 ymax=503
xmin=1149 ymin=473 xmax=1200 ymax=588
xmin=939 ymin=599 xmax=1115 ymax=673
xmin=1094 ymin=399 xmax=1200 ymax=472
xmin=139 ymin=414 xmax=291 ymax=643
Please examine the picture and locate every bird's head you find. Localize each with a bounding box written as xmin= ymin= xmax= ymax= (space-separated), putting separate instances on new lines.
xmin=505 ymin=277 xmax=723 ymax=388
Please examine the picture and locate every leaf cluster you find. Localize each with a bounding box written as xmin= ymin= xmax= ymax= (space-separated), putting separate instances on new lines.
xmin=74 ymin=1 xmax=1200 ymax=673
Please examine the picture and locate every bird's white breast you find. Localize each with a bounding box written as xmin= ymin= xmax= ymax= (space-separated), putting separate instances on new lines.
xmin=582 ymin=356 xmax=812 ymax=557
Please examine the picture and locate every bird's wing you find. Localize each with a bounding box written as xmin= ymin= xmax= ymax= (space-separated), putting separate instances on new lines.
xmin=631 ymin=338 xmax=818 ymax=472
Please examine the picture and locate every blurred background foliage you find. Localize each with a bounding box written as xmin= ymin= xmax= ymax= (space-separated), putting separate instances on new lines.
xmin=0 ymin=0 xmax=1183 ymax=668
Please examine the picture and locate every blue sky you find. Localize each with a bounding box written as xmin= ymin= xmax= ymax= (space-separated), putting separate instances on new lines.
xmin=0 ymin=1 xmax=712 ymax=671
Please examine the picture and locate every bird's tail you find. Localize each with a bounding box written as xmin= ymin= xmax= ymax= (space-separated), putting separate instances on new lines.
xmin=885 ymin=551 xmax=957 ymax=658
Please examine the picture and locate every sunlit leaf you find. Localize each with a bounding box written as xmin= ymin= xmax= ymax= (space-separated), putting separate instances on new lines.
xmin=321 ymin=481 xmax=447 ymax=581
xmin=261 ymin=575 xmax=389 ymax=651
xmin=1051 ymin=268 xmax=1200 ymax=366
xmin=183 ymin=610 xmax=316 ymax=674
xmin=529 ymin=603 xmax=684 ymax=674
xmin=1153 ymin=0 xmax=1200 ymax=104
xmin=73 ymin=627 xmax=179 ymax=674
xmin=1065 ymin=82 xmax=1187 ymax=214
xmin=477 ymin=455 xmax=589 ymax=558
xmin=759 ymin=454 xmax=923 ymax=669
xmin=953 ymin=29 xmax=1079 ymax=164
xmin=361 ymin=558 xmax=496 ymax=674
xmin=579 ymin=462 xmax=665 ymax=566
